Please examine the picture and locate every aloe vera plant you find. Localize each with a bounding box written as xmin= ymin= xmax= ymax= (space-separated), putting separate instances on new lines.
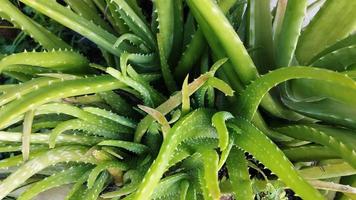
xmin=0 ymin=0 xmax=355 ymax=199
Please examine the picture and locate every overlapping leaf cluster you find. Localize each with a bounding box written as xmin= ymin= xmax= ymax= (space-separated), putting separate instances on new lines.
xmin=0 ymin=0 xmax=355 ymax=199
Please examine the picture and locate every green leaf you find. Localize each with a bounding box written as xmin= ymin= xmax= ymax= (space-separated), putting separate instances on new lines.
xmin=0 ymin=145 xmax=96 ymax=199
xmin=87 ymin=161 xmax=128 ymax=189
xmin=274 ymin=0 xmax=307 ymax=67
xmin=20 ymin=0 xmax=123 ymax=56
xmin=111 ymin=0 xmax=155 ymax=49
xmin=0 ymin=75 xmax=127 ymax=129
xmin=197 ymin=148 xmax=220 ymax=200
xmin=0 ymin=0 xmax=70 ymax=50
xmin=98 ymin=140 xmax=148 ymax=154
xmin=276 ymin=124 xmax=356 ymax=169
xmin=84 ymin=171 xmax=110 ymax=200
xmin=310 ymin=45 xmax=356 ymax=71
xmin=282 ymin=145 xmax=339 ymax=162
xmin=133 ymin=109 xmax=216 ymax=200
xmin=18 ymin=165 xmax=92 ymax=200
xmin=236 ymin=66 xmax=356 ymax=121
xmin=296 ymin=0 xmax=356 ymax=64
xmin=0 ymin=50 xmax=89 ymax=73
xmin=229 ymin=118 xmax=325 ymax=200
xmin=248 ymin=0 xmax=275 ymax=72
xmin=0 ymin=131 xmax=104 ymax=146
xmin=226 ymin=146 xmax=253 ymax=200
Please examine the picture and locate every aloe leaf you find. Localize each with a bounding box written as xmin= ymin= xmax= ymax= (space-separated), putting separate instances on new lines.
xmin=134 ymin=69 xmax=216 ymax=142
xmin=229 ymin=118 xmax=325 ymax=200
xmin=83 ymin=107 xmax=136 ymax=128
xmin=37 ymin=103 xmax=129 ymax=129
xmin=0 ymin=149 xmax=46 ymax=169
xmin=181 ymin=76 xmax=191 ymax=116
xmin=151 ymin=173 xmax=188 ymax=200
xmin=82 ymin=0 xmax=97 ymax=10
xmin=236 ymin=66 xmax=356 ymax=121
xmin=276 ymin=125 xmax=356 ymax=169
xmin=48 ymin=119 xmax=131 ymax=148
xmin=272 ymin=0 xmax=287 ymax=40
xmin=186 ymin=0 xmax=257 ymax=85
xmin=274 ymin=0 xmax=307 ymax=67
xmin=84 ymin=171 xmax=110 ymax=200
xmin=0 ymin=131 xmax=104 ymax=146
xmin=67 ymin=185 xmax=87 ymax=200
xmin=206 ymin=77 xmax=234 ymax=96
xmin=20 ymin=0 xmax=123 ymax=56
xmin=105 ymin=0 xmax=129 ymax=34
xmin=3 ymin=71 xmax=33 ymax=81
xmin=0 ymin=50 xmax=89 ymax=73
xmin=248 ymin=0 xmax=275 ymax=72
xmin=282 ymin=93 xmax=356 ymax=130
xmin=182 ymin=13 xmax=196 ymax=47
xmin=34 ymin=102 xmax=100 ymax=117
xmin=98 ymin=140 xmax=148 ymax=154
xmin=0 ymin=0 xmax=70 ymax=50
xmin=188 ymin=0 xmax=301 ymax=121
xmin=38 ymin=73 xmax=79 ymax=79
xmin=21 ymin=109 xmax=34 ymax=161
xmin=111 ymin=0 xmax=155 ymax=49
xmin=195 ymin=84 xmax=211 ymax=108
xmin=0 ymin=144 xmax=46 ymax=153
xmin=2 ymin=64 xmax=55 ymax=76
xmin=87 ymin=161 xmax=128 ymax=189
xmin=101 ymin=169 xmax=142 ymax=198
xmin=125 ymin=0 xmax=147 ymax=21
xmin=0 ymin=145 xmax=96 ymax=199
xmin=174 ymin=29 xmax=206 ymax=79
xmin=17 ymin=165 xmax=92 ymax=200
xmin=288 ymin=75 xmax=356 ymax=103
xmin=138 ymin=105 xmax=171 ymax=137
xmin=30 ymin=119 xmax=65 ymax=132
xmin=91 ymin=0 xmax=108 ymax=16
xmin=106 ymin=67 xmax=163 ymax=107
xmin=185 ymin=184 xmax=197 ymax=200
xmin=283 ymin=145 xmax=339 ymax=162
xmin=226 ymin=146 xmax=254 ymax=200
xmin=120 ymin=53 xmax=158 ymax=76
xmin=133 ymin=109 xmax=216 ymax=200
xmin=157 ymin=33 xmax=177 ymax=92
xmin=179 ymin=180 xmax=189 ymax=200
xmin=99 ymin=91 xmax=136 ymax=117
xmin=197 ymin=148 xmax=220 ymax=200
xmin=0 ymin=75 xmax=126 ymax=128
xmin=299 ymin=161 xmax=356 ymax=180
xmin=65 ymin=0 xmax=114 ymax=33
xmin=153 ymin=0 xmax=174 ymax=58
xmin=169 ymin=0 xmax=184 ymax=65
xmin=175 ymin=0 xmax=239 ymax=79
xmin=309 ymin=33 xmax=356 ymax=64
xmin=192 ymin=12 xmax=244 ymax=93
xmin=126 ymin=66 xmax=165 ymax=101
xmin=0 ymin=84 xmax=15 ymax=93
xmin=64 ymin=170 xmax=91 ymax=200
xmin=212 ymin=111 xmax=234 ymax=151
xmin=310 ymin=45 xmax=356 ymax=71
xmin=296 ymin=0 xmax=356 ymax=64
xmin=115 ymin=34 xmax=151 ymax=53
xmin=134 ymin=72 xmax=232 ymax=142
xmin=63 ymin=0 xmax=119 ymax=66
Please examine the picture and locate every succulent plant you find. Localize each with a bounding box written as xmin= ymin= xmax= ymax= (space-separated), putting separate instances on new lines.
xmin=0 ymin=0 xmax=355 ymax=199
